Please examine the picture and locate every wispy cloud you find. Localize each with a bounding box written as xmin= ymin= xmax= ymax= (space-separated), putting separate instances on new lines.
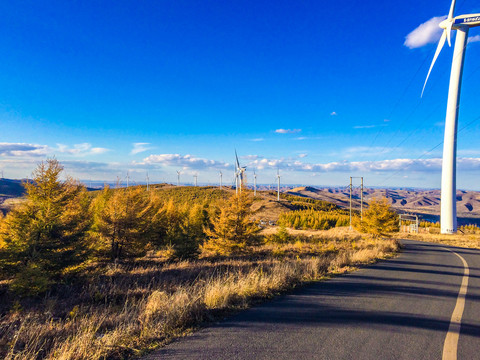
xmin=0 ymin=143 xmax=48 ymax=157
xmin=247 ymin=157 xmax=480 ymax=173
xmin=250 ymin=138 xmax=264 ymax=142
xmin=56 ymin=143 xmax=109 ymax=156
xmin=131 ymin=142 xmax=154 ymax=155
xmin=404 ymin=16 xmax=446 ymax=49
xmin=353 ymin=125 xmax=376 ymax=129
xmin=297 ymin=153 xmax=308 ymax=158
xmin=275 ymin=128 xmax=301 ymax=134
xmin=241 ymin=155 xmax=261 ymax=160
xmin=353 ymin=123 xmax=388 ymax=129
xmin=141 ymin=153 xmax=230 ymax=170
xmin=330 ymin=112 xmax=337 ymax=116
xmin=468 ymin=35 xmax=480 ymax=44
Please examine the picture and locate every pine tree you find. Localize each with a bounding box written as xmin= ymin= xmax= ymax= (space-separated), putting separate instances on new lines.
xmin=91 ymin=186 xmax=153 ymax=261
xmin=353 ymin=197 xmax=399 ymax=238
xmin=203 ymin=192 xmax=260 ymax=255
xmin=0 ymin=159 xmax=91 ymax=296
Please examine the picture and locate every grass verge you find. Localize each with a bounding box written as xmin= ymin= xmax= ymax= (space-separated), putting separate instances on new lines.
xmin=395 ymin=232 xmax=480 ymax=249
xmin=1 ymin=229 xmax=399 ymax=360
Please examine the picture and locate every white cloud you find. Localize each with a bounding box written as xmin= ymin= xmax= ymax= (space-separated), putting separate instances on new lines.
xmin=250 ymin=138 xmax=264 ymax=142
xmin=131 ymin=142 xmax=153 ymax=155
xmin=330 ymin=112 xmax=337 ymax=116
xmin=298 ymin=153 xmax=308 ymax=158
xmin=141 ymin=153 xmax=230 ymax=170
xmin=468 ymin=35 xmax=480 ymax=44
xmin=275 ymin=128 xmax=302 ymax=134
xmin=0 ymin=143 xmax=48 ymax=157
xmin=404 ymin=16 xmax=446 ymax=49
xmin=241 ymin=155 xmax=261 ymax=160
xmin=245 ymin=156 xmax=480 ymax=173
xmin=353 ymin=125 xmax=376 ymax=129
xmin=56 ymin=143 xmax=109 ymax=156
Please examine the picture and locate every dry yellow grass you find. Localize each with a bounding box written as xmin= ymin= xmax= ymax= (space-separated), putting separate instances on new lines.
xmin=394 ymin=231 xmax=480 ymax=249
xmin=1 ymin=231 xmax=399 ymax=360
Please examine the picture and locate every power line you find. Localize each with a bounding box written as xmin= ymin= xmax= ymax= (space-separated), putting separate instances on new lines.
xmin=375 ymin=113 xmax=480 ymax=188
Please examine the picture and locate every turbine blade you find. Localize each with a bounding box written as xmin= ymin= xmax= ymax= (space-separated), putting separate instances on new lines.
xmin=446 ymin=21 xmax=453 ymax=47
xmin=422 ymin=30 xmax=447 ymax=97
xmin=448 ymin=0 xmax=456 ymax=20
xmin=235 ymin=149 xmax=240 ymax=169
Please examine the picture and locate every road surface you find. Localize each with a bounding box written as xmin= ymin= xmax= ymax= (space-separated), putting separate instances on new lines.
xmin=144 ymin=240 xmax=480 ymax=360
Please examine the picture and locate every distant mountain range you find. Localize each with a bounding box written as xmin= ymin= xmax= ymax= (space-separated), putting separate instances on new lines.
xmin=286 ymin=186 xmax=480 ymax=224
xmin=0 ymin=178 xmax=25 ymax=197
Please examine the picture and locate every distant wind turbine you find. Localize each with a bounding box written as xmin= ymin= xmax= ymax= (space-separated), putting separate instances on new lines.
xmin=235 ymin=150 xmax=247 ymax=194
xmin=219 ymin=171 xmax=223 ymax=190
xmin=253 ymin=170 xmax=257 ymax=196
xmin=177 ymin=171 xmax=181 ymax=186
xmin=422 ymin=0 xmax=480 ymax=234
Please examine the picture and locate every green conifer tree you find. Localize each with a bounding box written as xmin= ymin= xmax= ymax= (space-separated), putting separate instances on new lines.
xmin=203 ymin=192 xmax=260 ymax=255
xmin=0 ymin=159 xmax=91 ymax=296
xmin=353 ymin=197 xmax=399 ymax=238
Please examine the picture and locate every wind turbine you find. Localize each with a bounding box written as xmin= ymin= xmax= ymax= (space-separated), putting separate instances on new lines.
xmin=176 ymin=170 xmax=181 ymax=186
xmin=253 ymin=170 xmax=257 ymax=196
xmin=219 ymin=171 xmax=223 ymax=190
xmin=194 ymin=173 xmax=198 ymax=187
xmin=235 ymin=150 xmax=247 ymax=194
xmin=422 ymin=0 xmax=480 ymax=234
xmin=146 ymin=172 xmax=150 ymax=191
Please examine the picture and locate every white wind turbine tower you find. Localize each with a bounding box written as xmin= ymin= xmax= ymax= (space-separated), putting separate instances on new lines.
xmin=235 ymin=150 xmax=247 ymax=194
xmin=176 ymin=170 xmax=181 ymax=186
xmin=194 ymin=173 xmax=198 ymax=187
xmin=253 ymin=170 xmax=257 ymax=196
xmin=219 ymin=171 xmax=223 ymax=190
xmin=146 ymin=172 xmax=150 ymax=191
xmin=422 ymin=0 xmax=480 ymax=234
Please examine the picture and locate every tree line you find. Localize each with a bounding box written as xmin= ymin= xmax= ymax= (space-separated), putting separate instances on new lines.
xmin=0 ymin=159 xmax=260 ymax=296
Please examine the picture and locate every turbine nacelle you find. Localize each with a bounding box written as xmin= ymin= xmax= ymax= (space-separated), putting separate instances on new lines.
xmin=422 ymin=5 xmax=480 ymax=97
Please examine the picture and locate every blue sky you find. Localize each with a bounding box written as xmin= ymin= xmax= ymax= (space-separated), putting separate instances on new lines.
xmin=1 ymin=0 xmax=480 ymax=189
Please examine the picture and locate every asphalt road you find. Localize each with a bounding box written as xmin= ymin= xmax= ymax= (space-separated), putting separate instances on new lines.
xmin=144 ymin=240 xmax=480 ymax=360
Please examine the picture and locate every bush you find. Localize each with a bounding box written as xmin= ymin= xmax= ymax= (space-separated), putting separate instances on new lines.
xmin=265 ymin=225 xmax=292 ymax=244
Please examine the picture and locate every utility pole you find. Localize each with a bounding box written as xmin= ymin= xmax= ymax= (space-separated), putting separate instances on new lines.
xmin=219 ymin=171 xmax=222 ymax=190
xmin=349 ymin=177 xmax=353 ymax=229
xmin=277 ymin=169 xmax=280 ymax=201
xmin=254 ymin=171 xmax=257 ymax=196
